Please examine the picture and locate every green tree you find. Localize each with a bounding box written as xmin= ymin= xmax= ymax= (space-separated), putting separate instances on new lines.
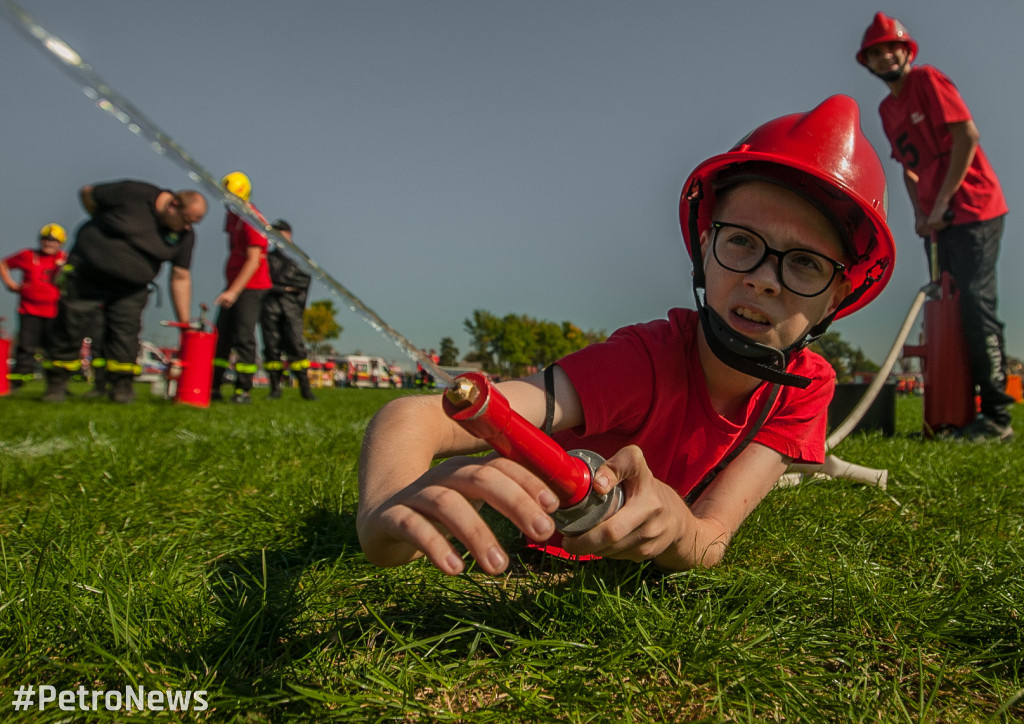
xmin=463 ymin=308 xmax=605 ymax=377
xmin=463 ymin=309 xmax=502 ymax=370
xmin=303 ymin=299 xmax=343 ymax=356
xmin=438 ymin=337 xmax=459 ymax=367
xmin=810 ymin=331 xmax=878 ymax=383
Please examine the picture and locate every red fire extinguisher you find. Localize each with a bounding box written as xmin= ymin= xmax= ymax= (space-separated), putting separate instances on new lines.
xmin=902 ymin=236 xmax=975 ymax=436
xmin=162 ymin=304 xmax=217 ymax=408
xmin=0 ymin=318 xmax=10 ymax=397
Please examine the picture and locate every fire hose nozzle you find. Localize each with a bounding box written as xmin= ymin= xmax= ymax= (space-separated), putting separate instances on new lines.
xmin=444 ymin=376 xmax=481 ymax=410
xmin=442 ymin=371 xmax=624 ymax=533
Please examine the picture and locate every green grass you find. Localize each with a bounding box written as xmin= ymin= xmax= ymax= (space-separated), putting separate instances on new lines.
xmin=0 ymin=382 xmax=1021 ymax=722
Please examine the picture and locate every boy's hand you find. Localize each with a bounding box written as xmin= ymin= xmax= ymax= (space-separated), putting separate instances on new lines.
xmin=359 ymin=455 xmax=561 ymax=576
xmin=560 ymin=445 xmax=685 ymax=562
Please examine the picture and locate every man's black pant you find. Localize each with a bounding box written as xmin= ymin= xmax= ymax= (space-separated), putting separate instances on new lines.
xmin=44 ymin=270 xmax=149 ymax=377
xmin=936 ymin=215 xmax=1015 ymax=426
xmin=260 ymin=292 xmax=309 ymax=364
xmin=213 ymin=288 xmax=268 ymax=392
xmin=9 ymin=313 xmax=53 ymax=383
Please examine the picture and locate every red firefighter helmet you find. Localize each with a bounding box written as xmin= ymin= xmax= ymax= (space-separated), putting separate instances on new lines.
xmin=856 ymin=11 xmax=918 ymax=66
xmin=680 ymin=94 xmax=894 ymax=320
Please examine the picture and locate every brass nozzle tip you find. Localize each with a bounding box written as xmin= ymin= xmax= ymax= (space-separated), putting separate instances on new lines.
xmin=444 ymin=377 xmax=480 ymax=409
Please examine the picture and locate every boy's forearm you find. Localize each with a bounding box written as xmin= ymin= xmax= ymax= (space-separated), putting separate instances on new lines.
xmin=653 ymin=508 xmax=732 ymax=571
xmin=356 ymin=395 xmax=484 ymax=566
xmin=903 ymin=169 xmax=923 ymax=215
xmin=654 ymin=445 xmax=786 ymax=570
xmin=358 ymin=398 xmax=441 ymax=511
xmin=933 ymin=121 xmax=979 ymax=213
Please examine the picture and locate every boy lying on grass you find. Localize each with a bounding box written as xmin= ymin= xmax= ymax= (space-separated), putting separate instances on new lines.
xmin=358 ymin=95 xmax=895 ymax=575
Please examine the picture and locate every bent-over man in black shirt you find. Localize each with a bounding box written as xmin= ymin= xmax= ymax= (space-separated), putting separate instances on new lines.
xmin=43 ymin=180 xmax=207 ymax=403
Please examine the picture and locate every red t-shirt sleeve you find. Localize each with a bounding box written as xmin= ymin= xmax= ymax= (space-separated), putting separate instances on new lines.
xmin=754 ymin=351 xmax=835 ymax=465
xmin=924 ymin=66 xmax=972 ymax=125
xmin=556 ymin=323 xmax=658 ymax=438
xmin=3 ymin=249 xmax=31 ymax=270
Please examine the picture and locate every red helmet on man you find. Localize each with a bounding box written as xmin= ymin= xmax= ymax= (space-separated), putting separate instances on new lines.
xmin=681 ymin=94 xmax=894 ymax=320
xmin=856 ymin=11 xmax=918 ymax=66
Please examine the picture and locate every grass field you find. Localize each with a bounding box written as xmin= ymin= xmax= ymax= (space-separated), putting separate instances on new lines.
xmin=1 ymin=381 xmax=1021 ymax=722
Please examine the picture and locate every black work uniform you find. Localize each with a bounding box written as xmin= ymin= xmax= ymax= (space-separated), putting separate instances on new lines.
xmin=45 ymin=181 xmax=195 ymax=378
xmin=260 ymin=248 xmax=312 ymax=369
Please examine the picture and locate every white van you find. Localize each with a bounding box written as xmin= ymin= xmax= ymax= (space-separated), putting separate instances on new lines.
xmin=339 ymin=355 xmax=393 ymax=388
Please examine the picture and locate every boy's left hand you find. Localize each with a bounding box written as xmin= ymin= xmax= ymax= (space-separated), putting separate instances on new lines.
xmin=559 ymin=445 xmax=685 ymax=562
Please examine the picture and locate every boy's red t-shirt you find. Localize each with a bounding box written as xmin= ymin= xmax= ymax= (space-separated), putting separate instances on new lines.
xmin=530 ymin=308 xmax=835 ymax=559
xmin=554 ymin=308 xmax=834 ymax=500
xmin=879 ymin=65 xmax=1007 ymax=223
xmin=2 ymin=248 xmax=67 ymax=318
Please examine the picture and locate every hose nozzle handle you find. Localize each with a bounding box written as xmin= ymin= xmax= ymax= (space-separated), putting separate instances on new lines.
xmin=442 ymin=372 xmax=623 ymax=533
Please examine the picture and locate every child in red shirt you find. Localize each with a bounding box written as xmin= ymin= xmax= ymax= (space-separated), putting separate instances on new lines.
xmin=1 ymin=224 xmax=68 ymax=389
xmin=357 ymin=96 xmax=896 ymax=574
xmin=858 ymin=12 xmax=1013 ymax=441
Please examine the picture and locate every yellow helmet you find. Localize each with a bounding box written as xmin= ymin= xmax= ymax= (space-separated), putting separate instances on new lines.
xmin=39 ymin=223 xmax=67 ymax=243
xmin=220 ymin=171 xmax=252 ymax=201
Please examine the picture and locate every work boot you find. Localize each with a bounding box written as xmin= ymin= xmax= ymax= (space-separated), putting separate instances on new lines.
xmin=295 ymin=369 xmax=317 ymax=401
xmin=41 ymin=371 xmax=69 ymax=403
xmin=210 ymin=366 xmax=226 ymax=402
xmin=231 ymin=388 xmax=251 ymax=405
xmin=83 ymin=369 xmax=108 ymax=399
xmin=267 ymin=370 xmax=282 ymax=400
xmin=956 ymin=414 xmax=1014 ymax=443
xmin=109 ymin=375 xmax=136 ymax=404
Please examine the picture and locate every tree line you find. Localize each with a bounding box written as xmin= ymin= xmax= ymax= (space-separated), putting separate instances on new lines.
xmin=462 ymin=309 xmax=606 ymax=378
xmin=300 ymin=300 xmax=892 ymax=383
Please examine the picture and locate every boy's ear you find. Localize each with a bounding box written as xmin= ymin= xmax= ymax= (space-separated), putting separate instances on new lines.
xmin=825 ymin=278 xmax=854 ymax=318
xmin=699 ymin=229 xmax=712 ymax=264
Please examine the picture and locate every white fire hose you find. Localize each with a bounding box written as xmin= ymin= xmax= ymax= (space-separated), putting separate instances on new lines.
xmin=777 ymin=286 xmax=929 ymax=492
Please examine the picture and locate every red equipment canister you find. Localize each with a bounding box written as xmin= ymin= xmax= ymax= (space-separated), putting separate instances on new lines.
xmin=903 ymin=272 xmax=975 ymax=436
xmin=0 ymin=331 xmax=10 ymax=397
xmin=173 ymin=326 xmax=218 ymax=408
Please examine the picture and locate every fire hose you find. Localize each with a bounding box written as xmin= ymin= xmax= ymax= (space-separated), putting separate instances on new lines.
xmin=780 ymin=244 xmax=939 ymax=491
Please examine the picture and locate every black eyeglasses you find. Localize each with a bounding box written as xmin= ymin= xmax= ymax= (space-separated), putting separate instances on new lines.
xmin=711 ymin=221 xmax=846 ymax=298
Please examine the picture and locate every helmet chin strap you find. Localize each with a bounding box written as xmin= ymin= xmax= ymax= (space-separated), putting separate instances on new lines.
xmin=694 ymin=287 xmax=814 ymax=389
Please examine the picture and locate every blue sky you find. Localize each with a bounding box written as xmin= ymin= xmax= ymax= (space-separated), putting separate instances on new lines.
xmin=3 ymin=1 xmax=1023 ymax=370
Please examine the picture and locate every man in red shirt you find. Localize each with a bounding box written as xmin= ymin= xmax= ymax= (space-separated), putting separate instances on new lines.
xmin=1 ymin=224 xmax=68 ymax=390
xmin=858 ymin=12 xmax=1014 ymax=442
xmin=211 ymin=172 xmax=272 ymax=404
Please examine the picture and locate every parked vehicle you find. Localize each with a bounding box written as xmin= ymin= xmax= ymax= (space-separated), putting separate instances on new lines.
xmin=137 ymin=341 xmax=170 ymax=383
xmin=338 ymin=354 xmax=394 ymax=388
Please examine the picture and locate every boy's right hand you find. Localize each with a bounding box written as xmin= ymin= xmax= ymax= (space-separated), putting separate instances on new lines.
xmin=357 ymin=454 xmax=561 ymax=576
